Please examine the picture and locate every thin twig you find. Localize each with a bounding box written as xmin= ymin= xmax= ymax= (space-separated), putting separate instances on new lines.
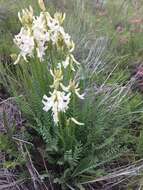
xmin=80 ymin=162 xmax=143 ymax=185
xmin=12 ymin=137 xmax=33 ymax=146
xmin=0 ymin=95 xmax=23 ymax=105
xmin=0 ymin=179 xmax=26 ymax=190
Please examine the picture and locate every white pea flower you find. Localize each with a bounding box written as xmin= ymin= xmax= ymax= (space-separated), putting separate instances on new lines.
xmin=33 ymin=26 xmax=50 ymax=43
xmin=18 ymin=6 xmax=33 ymax=27
xmin=62 ymin=56 xmax=70 ymax=69
xmin=33 ymin=13 xmax=47 ymax=41
xmin=33 ymin=12 xmax=45 ymax=27
xmin=36 ymin=44 xmax=46 ymax=62
xmin=60 ymin=80 xmax=84 ymax=100
xmin=14 ymin=27 xmax=34 ymax=63
xmin=54 ymin=12 xmax=66 ymax=25
xmin=33 ymin=13 xmax=50 ymax=61
xmin=50 ymin=68 xmax=63 ymax=89
xmin=42 ymin=90 xmax=71 ymax=124
xmin=59 ymin=29 xmax=75 ymax=52
xmin=48 ymin=18 xmax=60 ymax=31
xmin=63 ymin=33 xmax=71 ymax=47
xmin=50 ymin=30 xmax=59 ymax=45
xmin=61 ymin=55 xmax=79 ymax=71
xmin=46 ymin=17 xmax=61 ymax=45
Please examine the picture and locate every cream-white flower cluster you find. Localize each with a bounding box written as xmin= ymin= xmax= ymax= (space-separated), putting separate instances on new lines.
xmin=42 ymin=90 xmax=71 ymax=124
xmin=42 ymin=67 xmax=84 ymax=125
xmin=14 ymin=5 xmax=74 ymax=64
xmin=14 ymin=1 xmax=84 ymax=126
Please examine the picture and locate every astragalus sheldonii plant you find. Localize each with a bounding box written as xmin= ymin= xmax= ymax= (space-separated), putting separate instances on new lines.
xmin=8 ymin=1 xmax=88 ymax=187
xmin=1 ymin=0 xmax=142 ymax=189
xmin=13 ymin=0 xmax=84 ymax=126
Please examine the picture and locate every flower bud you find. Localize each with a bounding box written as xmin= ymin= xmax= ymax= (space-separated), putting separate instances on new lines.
xmin=54 ymin=12 xmax=66 ymax=25
xmin=38 ymin=0 xmax=46 ymax=11
xmin=18 ymin=6 xmax=33 ymax=27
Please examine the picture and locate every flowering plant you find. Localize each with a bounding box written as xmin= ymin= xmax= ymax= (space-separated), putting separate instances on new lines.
xmin=1 ymin=0 xmax=142 ymax=189
xmin=14 ymin=0 xmax=84 ymax=126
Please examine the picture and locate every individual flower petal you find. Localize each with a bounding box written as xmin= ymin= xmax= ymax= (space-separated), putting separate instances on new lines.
xmin=42 ymin=94 xmax=53 ymax=112
xmin=60 ymin=83 xmax=69 ymax=92
xmin=38 ymin=0 xmax=46 ymax=11
xmin=70 ymin=117 xmax=84 ymax=126
xmin=62 ymin=56 xmax=70 ymax=69
xmin=75 ymin=89 xmax=85 ymax=100
xmin=36 ymin=45 xmax=46 ymax=62
xmin=70 ymin=54 xmax=80 ymax=65
xmin=13 ymin=54 xmax=22 ymax=65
